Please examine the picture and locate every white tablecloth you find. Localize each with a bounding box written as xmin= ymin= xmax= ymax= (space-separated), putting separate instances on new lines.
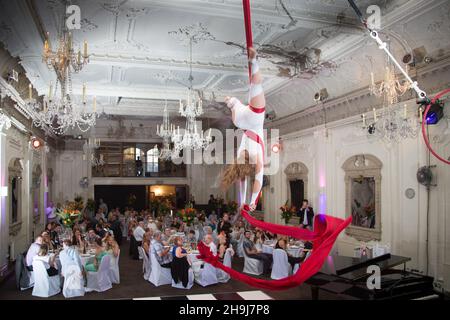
xmin=261 ymin=244 xmax=303 ymax=258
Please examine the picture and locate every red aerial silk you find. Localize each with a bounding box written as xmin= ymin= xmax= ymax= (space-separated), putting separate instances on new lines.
xmin=194 ymin=1 xmax=353 ymax=291
xmin=197 ymin=206 xmax=352 ymax=291
xmin=243 ymin=0 xmax=253 ymax=79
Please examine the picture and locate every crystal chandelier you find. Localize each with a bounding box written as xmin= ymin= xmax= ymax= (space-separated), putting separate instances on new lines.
xmin=172 ymin=118 xmax=212 ymax=154
xmin=171 ymin=36 xmax=212 ymax=154
xmin=29 ymin=80 xmax=97 ymax=135
xmin=28 ymin=5 xmax=97 ymax=135
xmin=155 ymin=103 xmax=175 ymax=160
xmin=43 ymin=29 xmax=88 ymax=82
xmin=364 ymin=51 xmax=419 ymax=142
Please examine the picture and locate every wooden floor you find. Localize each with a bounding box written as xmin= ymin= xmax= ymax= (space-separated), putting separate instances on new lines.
xmin=0 ymin=241 xmax=338 ymax=300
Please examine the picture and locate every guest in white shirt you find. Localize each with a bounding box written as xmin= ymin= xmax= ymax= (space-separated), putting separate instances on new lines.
xmin=59 ymin=239 xmax=83 ymax=276
xmin=203 ymin=234 xmax=217 ymax=255
xmin=25 ymin=236 xmax=43 ymax=271
xmin=33 ymin=244 xmax=59 ymax=276
xmin=133 ymin=220 xmax=145 ymax=242
xmin=147 ymin=219 xmax=158 ymax=233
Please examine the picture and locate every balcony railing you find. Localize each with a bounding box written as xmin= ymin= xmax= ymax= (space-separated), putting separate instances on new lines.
xmin=92 ymin=160 xmax=186 ymax=178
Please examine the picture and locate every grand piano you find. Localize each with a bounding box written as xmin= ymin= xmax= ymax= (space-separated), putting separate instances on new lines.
xmin=306 ymin=254 xmax=440 ymax=300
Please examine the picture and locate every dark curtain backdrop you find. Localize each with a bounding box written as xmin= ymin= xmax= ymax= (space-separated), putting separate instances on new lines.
xmin=94 ymin=185 xmax=147 ymax=211
xmin=290 ymin=179 xmax=304 ymax=209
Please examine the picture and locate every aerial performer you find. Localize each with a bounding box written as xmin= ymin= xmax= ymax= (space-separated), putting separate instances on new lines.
xmin=222 ymin=46 xmax=265 ymax=212
xmin=196 ymin=0 xmax=352 ymax=291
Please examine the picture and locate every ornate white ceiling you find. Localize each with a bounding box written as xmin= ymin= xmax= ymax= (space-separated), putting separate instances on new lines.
xmin=1 ymin=0 xmax=449 ymax=122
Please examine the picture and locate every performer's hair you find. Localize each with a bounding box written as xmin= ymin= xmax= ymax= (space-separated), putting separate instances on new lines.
xmin=221 ymin=150 xmax=255 ymax=191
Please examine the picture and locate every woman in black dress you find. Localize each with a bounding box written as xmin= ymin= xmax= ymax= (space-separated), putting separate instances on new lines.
xmin=170 ymin=236 xmax=191 ymax=288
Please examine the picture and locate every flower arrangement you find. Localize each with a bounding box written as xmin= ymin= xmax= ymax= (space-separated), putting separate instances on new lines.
xmin=56 ymin=202 xmax=82 ymax=228
xmin=151 ymin=196 xmax=174 ymax=216
xmin=177 ymin=206 xmax=197 ymax=226
xmin=280 ymin=201 xmax=296 ymax=224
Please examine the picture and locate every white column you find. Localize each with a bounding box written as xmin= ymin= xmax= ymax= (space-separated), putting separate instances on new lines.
xmin=0 ymin=131 xmax=8 ymax=269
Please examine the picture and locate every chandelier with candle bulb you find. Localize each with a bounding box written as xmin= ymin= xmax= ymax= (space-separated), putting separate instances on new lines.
xmin=362 ymin=52 xmax=419 ymax=142
xmin=27 ymin=6 xmax=97 ymax=135
xmin=155 ymin=102 xmax=176 ymax=160
xmin=169 ymin=31 xmax=212 ymax=155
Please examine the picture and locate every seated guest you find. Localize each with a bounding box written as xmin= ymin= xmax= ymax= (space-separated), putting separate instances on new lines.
xmin=161 ymin=227 xmax=172 ymax=245
xmin=72 ymin=229 xmax=86 ymax=252
xmin=85 ymin=238 xmax=108 ymax=272
xmin=45 ymin=222 xmax=58 ymax=247
xmin=208 ymin=217 xmax=217 ymax=231
xmin=104 ymin=234 xmax=120 ymax=258
xmin=217 ymin=213 xmax=232 ymax=236
xmin=151 ymin=231 xmax=172 ymax=268
xmin=147 ymin=219 xmax=158 ymax=232
xmin=95 ymin=221 xmax=107 ymax=238
xmin=59 ymin=239 xmax=83 ymax=274
xmin=255 ymin=230 xmax=265 ymax=251
xmin=187 ymin=230 xmax=197 ymax=243
xmin=33 ymin=244 xmax=59 ymax=276
xmin=171 ymin=217 xmax=181 ymax=230
xmin=171 ymin=236 xmax=191 ymax=288
xmin=142 ymin=231 xmax=152 ymax=256
xmin=86 ymin=228 xmax=99 ymax=244
xmin=203 ymin=234 xmax=217 ymax=255
xmin=41 ymin=231 xmax=54 ymax=251
xmin=243 ymin=230 xmax=273 ymax=275
xmin=26 ymin=236 xmax=44 ymax=271
xmin=217 ymin=234 xmax=231 ymax=262
xmin=275 ymin=238 xmax=304 ymax=270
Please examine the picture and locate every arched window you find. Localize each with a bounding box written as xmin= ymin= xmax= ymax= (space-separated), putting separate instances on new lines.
xmin=146 ymin=148 xmax=159 ymax=173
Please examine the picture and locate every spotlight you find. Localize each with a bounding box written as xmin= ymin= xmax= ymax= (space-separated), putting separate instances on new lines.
xmin=368 ymin=124 xmax=376 ymax=135
xmin=418 ymin=99 xmax=444 ymax=125
xmin=271 ymin=143 xmax=281 ymax=153
xmin=31 ymin=136 xmax=42 ymax=149
xmin=314 ymin=88 xmax=329 ymax=102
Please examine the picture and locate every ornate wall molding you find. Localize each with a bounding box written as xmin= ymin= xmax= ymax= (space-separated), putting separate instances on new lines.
xmin=268 ymin=55 xmax=450 ymax=136
xmin=342 ymin=154 xmax=382 ymax=241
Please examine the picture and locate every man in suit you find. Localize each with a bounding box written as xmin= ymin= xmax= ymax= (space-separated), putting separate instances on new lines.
xmin=297 ymin=199 xmax=314 ymax=229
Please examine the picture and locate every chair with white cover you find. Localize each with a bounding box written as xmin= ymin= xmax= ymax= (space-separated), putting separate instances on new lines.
xmin=243 ymin=248 xmax=264 ymax=276
xmin=31 ymin=260 xmax=61 ymax=298
xmin=217 ymin=248 xmax=233 ymax=283
xmin=271 ymin=249 xmax=292 ymax=280
xmin=86 ymin=255 xmax=112 ymax=292
xmin=62 ymin=264 xmax=85 ymax=298
xmin=171 ymin=268 xmax=194 ymax=289
xmin=194 ymin=262 xmax=218 ymax=287
xmin=237 ymin=236 xmax=245 ymax=258
xmin=109 ymin=249 xmax=120 ymax=284
xmin=139 ymin=247 xmax=152 ymax=281
xmin=148 ymin=251 xmax=172 ymax=286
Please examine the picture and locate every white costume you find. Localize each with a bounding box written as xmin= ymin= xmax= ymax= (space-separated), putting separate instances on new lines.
xmin=227 ymin=57 xmax=265 ymax=208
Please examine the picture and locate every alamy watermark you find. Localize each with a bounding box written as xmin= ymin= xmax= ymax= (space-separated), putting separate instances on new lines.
xmin=366 ymin=265 xmax=381 ymax=290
